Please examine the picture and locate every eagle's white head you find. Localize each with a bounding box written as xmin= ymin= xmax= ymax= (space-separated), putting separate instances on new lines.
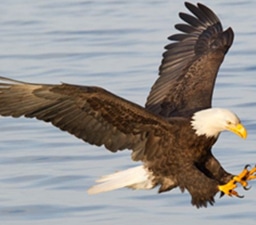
xmin=191 ymin=108 xmax=247 ymax=139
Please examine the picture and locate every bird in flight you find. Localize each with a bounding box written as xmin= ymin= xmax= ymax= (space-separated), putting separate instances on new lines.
xmin=0 ymin=2 xmax=255 ymax=208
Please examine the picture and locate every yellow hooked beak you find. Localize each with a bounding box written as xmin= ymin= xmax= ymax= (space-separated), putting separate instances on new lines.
xmin=226 ymin=123 xmax=247 ymax=139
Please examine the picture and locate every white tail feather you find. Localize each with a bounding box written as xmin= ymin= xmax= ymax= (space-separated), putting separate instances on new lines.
xmin=87 ymin=165 xmax=155 ymax=194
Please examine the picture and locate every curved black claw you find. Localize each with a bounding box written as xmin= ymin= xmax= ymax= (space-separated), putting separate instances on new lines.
xmin=244 ymin=164 xmax=251 ymax=170
xmin=237 ymin=194 xmax=244 ymax=199
xmin=243 ymin=185 xmax=251 ymax=191
xmin=219 ymin=191 xmax=244 ymax=198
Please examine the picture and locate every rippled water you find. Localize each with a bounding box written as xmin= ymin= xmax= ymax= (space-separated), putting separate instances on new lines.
xmin=0 ymin=1 xmax=256 ymax=224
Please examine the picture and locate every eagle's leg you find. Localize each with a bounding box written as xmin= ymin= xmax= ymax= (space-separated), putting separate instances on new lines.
xmin=218 ymin=164 xmax=256 ymax=197
xmin=203 ymin=152 xmax=233 ymax=184
xmin=179 ymin=165 xmax=220 ymax=207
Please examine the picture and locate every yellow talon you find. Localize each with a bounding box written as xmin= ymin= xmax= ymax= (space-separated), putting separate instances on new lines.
xmin=234 ymin=165 xmax=256 ymax=188
xmin=247 ymin=166 xmax=256 ymax=181
xmin=218 ymin=164 xmax=256 ymax=198
xmin=218 ymin=179 xmax=238 ymax=197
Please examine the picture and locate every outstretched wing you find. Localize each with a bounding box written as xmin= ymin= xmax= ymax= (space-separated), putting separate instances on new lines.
xmin=0 ymin=77 xmax=172 ymax=162
xmin=146 ymin=2 xmax=234 ymax=117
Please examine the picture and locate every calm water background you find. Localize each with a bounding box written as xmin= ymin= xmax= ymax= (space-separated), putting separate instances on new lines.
xmin=0 ymin=0 xmax=256 ymax=224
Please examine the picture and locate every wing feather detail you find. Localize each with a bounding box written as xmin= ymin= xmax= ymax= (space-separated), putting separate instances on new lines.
xmin=146 ymin=2 xmax=234 ymax=117
xmin=0 ymin=77 xmax=174 ymax=161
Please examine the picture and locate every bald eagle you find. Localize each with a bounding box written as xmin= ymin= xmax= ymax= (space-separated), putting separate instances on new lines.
xmin=0 ymin=2 xmax=255 ymax=208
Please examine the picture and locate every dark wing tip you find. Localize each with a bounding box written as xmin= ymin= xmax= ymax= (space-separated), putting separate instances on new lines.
xmin=169 ymin=2 xmax=223 ymax=42
xmin=222 ymin=27 xmax=234 ymax=53
xmin=146 ymin=2 xmax=234 ymax=117
xmin=185 ymin=2 xmax=220 ymax=25
xmin=166 ymin=2 xmax=234 ymax=57
xmin=161 ymin=2 xmax=232 ymax=75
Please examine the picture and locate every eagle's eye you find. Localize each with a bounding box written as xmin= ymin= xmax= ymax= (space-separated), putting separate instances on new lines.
xmin=226 ymin=121 xmax=232 ymax=125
